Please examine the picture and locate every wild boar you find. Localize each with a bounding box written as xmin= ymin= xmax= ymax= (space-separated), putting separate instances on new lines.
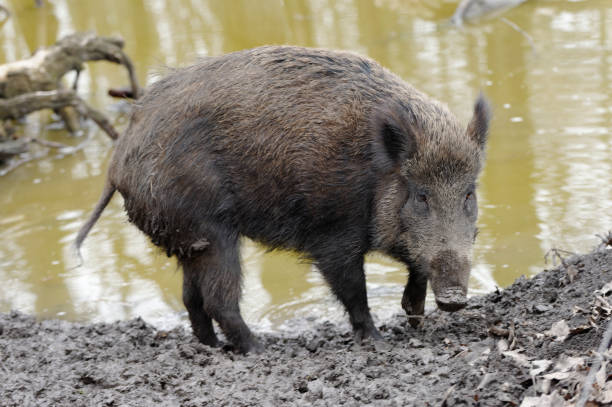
xmin=76 ymin=45 xmax=491 ymax=354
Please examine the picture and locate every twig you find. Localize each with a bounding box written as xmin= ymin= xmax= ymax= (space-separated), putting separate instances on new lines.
xmin=31 ymin=133 xmax=92 ymax=155
xmin=500 ymin=17 xmax=536 ymax=53
xmin=544 ymin=248 xmax=575 ymax=268
xmin=30 ymin=138 xmax=73 ymax=150
xmin=576 ymin=317 xmax=612 ymax=407
xmin=0 ymin=149 xmax=48 ymax=176
xmin=440 ymin=385 xmax=456 ymax=406
xmin=595 ymin=231 xmax=612 ymax=251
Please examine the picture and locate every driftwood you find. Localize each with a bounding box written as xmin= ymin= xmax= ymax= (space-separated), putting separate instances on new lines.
xmin=449 ymin=0 xmax=535 ymax=52
xmin=0 ymin=31 xmax=140 ymax=106
xmin=450 ymin=0 xmax=527 ymax=25
xmin=0 ymin=32 xmax=141 ymax=173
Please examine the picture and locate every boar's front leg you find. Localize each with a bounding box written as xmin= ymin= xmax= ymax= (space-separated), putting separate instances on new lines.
xmin=402 ymin=268 xmax=428 ymax=328
xmin=316 ymin=254 xmax=382 ymax=342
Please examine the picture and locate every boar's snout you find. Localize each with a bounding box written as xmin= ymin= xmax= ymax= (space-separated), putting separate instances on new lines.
xmin=429 ymin=250 xmax=470 ymax=312
xmin=435 ymin=287 xmax=467 ymax=312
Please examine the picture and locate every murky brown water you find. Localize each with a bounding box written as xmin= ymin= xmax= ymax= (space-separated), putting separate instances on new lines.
xmin=1 ymin=0 xmax=611 ymax=330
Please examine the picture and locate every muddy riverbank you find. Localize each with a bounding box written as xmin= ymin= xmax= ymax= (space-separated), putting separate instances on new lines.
xmin=1 ymin=245 xmax=611 ymax=406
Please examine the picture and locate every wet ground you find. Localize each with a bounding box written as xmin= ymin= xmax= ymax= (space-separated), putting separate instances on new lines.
xmin=1 ymin=245 xmax=611 ymax=406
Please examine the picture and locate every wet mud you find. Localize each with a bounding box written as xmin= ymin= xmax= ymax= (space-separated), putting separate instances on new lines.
xmin=1 ymin=247 xmax=611 ymax=406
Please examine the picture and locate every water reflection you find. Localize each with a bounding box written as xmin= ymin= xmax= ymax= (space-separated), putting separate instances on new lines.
xmin=0 ymin=0 xmax=610 ymax=330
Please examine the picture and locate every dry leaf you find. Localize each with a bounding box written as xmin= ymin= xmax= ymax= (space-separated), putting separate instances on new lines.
xmin=519 ymin=391 xmax=566 ymax=407
xmin=530 ymin=359 xmax=552 ymax=376
xmin=545 ymin=320 xmax=570 ymax=342
xmin=599 ymin=280 xmax=612 ymax=296
xmin=596 ymin=381 xmax=612 ymax=404
xmin=542 ymin=371 xmax=572 ymax=381
xmin=503 ymin=350 xmax=531 ymax=368
xmin=554 ymin=356 xmax=585 ymax=372
xmin=519 ymin=396 xmax=541 ymax=407
xmin=497 ymin=339 xmax=509 ymax=353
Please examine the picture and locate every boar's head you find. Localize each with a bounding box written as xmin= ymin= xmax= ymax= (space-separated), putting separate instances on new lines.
xmin=372 ymin=94 xmax=491 ymax=312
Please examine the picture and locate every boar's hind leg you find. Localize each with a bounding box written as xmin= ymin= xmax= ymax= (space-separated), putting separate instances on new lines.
xmin=317 ymin=254 xmax=382 ymax=342
xmin=402 ymin=268 xmax=427 ymax=328
xmin=182 ymin=233 xmax=261 ymax=354
xmin=182 ymin=267 xmax=218 ymax=347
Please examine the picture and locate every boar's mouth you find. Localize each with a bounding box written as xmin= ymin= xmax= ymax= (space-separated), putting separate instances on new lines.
xmin=429 ymin=250 xmax=470 ymax=312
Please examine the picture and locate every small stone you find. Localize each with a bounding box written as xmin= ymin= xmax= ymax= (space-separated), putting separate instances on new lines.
xmin=419 ymin=348 xmax=434 ymax=365
xmin=544 ymin=320 xmax=570 ymax=342
xmin=305 ymin=338 xmax=323 ymax=352
xmin=534 ymin=304 xmax=552 ymax=313
xmin=295 ymin=380 xmax=308 ymax=393
xmin=408 ymin=338 xmax=423 ymax=348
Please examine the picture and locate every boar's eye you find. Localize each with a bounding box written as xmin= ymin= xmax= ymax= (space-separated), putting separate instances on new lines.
xmin=413 ymin=192 xmax=429 ymax=214
xmin=464 ymin=190 xmax=477 ymax=216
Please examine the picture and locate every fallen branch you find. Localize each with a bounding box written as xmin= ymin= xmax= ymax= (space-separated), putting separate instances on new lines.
xmin=0 ymin=89 xmax=118 ymax=140
xmin=0 ymin=31 xmax=139 ymax=151
xmin=0 ymin=31 xmax=140 ymax=100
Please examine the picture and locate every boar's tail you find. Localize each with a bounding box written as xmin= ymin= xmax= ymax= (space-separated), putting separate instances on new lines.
xmin=73 ymin=180 xmax=116 ymax=266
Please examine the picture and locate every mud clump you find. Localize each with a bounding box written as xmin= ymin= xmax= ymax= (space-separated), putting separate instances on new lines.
xmin=0 ymin=248 xmax=610 ymax=406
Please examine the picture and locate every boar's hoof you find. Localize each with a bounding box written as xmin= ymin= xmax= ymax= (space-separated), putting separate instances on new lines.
xmin=408 ymin=316 xmax=424 ymax=329
xmin=402 ymin=299 xmax=426 ymax=328
xmin=247 ymin=341 xmax=264 ymax=355
xmin=229 ymin=338 xmax=263 ymax=355
xmin=435 ymin=288 xmax=467 ymax=312
xmin=355 ymin=325 xmax=383 ymax=343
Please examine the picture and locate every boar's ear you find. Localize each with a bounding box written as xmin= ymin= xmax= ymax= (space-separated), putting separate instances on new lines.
xmin=372 ymin=103 xmax=417 ymax=172
xmin=466 ymin=94 xmax=491 ymax=150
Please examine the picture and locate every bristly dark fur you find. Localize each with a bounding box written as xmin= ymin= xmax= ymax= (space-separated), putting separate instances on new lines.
xmin=76 ymin=45 xmax=491 ymax=353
